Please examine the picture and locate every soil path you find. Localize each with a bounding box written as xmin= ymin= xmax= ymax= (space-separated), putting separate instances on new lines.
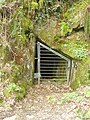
xmin=0 ymin=83 xmax=90 ymax=120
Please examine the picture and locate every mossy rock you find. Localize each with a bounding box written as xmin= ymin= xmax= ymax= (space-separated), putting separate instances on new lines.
xmin=70 ymin=58 xmax=90 ymax=90
xmin=84 ymin=7 xmax=90 ymax=39
xmin=64 ymin=0 xmax=90 ymax=30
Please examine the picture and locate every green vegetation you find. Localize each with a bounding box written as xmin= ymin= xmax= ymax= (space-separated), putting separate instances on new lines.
xmin=0 ymin=0 xmax=90 ymax=102
xmin=47 ymin=86 xmax=90 ymax=105
xmin=3 ymin=82 xmax=27 ymax=100
xmin=60 ymin=22 xmax=72 ymax=37
xmin=77 ymin=109 xmax=90 ymax=119
xmin=70 ymin=58 xmax=90 ymax=90
xmin=59 ymin=91 xmax=87 ymax=105
xmin=46 ymin=85 xmax=90 ymax=119
xmin=83 ymin=89 xmax=90 ymax=97
xmin=59 ymin=39 xmax=88 ymax=60
xmin=47 ymin=95 xmax=57 ymax=104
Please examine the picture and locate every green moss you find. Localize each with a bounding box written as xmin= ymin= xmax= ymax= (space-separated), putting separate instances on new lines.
xmin=56 ymin=31 xmax=89 ymax=59
xmin=64 ymin=0 xmax=90 ymax=29
xmin=84 ymin=9 xmax=90 ymax=39
xmin=70 ymin=79 xmax=80 ymax=90
xmin=70 ymin=58 xmax=90 ymax=90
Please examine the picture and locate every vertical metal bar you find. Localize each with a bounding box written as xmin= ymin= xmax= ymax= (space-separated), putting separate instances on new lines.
xmin=70 ymin=60 xmax=74 ymax=83
xmin=37 ymin=42 xmax=40 ymax=84
xmin=67 ymin=60 xmax=71 ymax=85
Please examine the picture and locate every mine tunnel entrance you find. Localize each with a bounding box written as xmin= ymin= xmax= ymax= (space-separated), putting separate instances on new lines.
xmin=34 ymin=41 xmax=71 ymax=84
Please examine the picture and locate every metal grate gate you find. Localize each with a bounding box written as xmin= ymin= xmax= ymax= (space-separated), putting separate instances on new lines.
xmin=34 ymin=42 xmax=71 ymax=84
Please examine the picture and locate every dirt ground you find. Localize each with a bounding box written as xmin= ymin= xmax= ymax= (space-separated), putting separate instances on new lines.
xmin=0 ymin=82 xmax=90 ymax=120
